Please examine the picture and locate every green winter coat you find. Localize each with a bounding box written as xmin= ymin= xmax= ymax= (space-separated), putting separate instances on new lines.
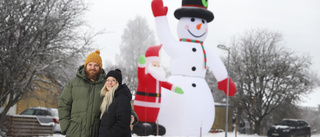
xmin=58 ymin=65 xmax=139 ymax=137
xmin=58 ymin=65 xmax=106 ymax=137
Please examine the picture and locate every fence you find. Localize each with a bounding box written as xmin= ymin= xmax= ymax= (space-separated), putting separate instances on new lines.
xmin=4 ymin=115 xmax=53 ymax=137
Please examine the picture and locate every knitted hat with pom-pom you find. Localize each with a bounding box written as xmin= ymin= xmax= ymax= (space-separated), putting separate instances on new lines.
xmin=84 ymin=50 xmax=102 ymax=69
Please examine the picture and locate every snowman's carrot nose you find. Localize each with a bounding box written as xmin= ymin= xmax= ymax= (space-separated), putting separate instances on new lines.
xmin=196 ymin=23 xmax=202 ymax=30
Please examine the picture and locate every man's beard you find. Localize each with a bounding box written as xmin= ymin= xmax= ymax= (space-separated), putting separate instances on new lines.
xmin=85 ymin=68 xmax=101 ymax=80
xmin=147 ymin=63 xmax=167 ymax=81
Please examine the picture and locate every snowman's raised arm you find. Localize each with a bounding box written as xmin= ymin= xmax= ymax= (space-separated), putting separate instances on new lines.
xmin=152 ymin=0 xmax=179 ymax=57
xmin=154 ymin=17 xmax=179 ymax=57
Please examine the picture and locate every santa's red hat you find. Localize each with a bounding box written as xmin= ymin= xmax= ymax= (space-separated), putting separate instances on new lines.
xmin=145 ymin=45 xmax=162 ymax=65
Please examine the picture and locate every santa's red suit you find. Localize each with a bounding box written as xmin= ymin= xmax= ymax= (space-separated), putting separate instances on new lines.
xmin=134 ymin=65 xmax=175 ymax=122
xmin=133 ymin=45 xmax=176 ymax=123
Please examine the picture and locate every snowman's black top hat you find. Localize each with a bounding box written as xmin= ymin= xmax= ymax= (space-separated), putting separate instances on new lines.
xmin=174 ymin=0 xmax=214 ymax=22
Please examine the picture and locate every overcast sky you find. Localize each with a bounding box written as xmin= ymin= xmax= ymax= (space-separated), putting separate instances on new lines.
xmin=83 ymin=0 xmax=320 ymax=107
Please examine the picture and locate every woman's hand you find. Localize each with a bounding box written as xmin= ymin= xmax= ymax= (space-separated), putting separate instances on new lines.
xmin=130 ymin=115 xmax=134 ymax=125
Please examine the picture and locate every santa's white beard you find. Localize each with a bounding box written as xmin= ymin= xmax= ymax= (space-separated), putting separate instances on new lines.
xmin=147 ymin=64 xmax=167 ymax=81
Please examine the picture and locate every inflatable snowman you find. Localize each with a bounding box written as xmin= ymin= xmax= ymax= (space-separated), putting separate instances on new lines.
xmin=151 ymin=0 xmax=237 ymax=136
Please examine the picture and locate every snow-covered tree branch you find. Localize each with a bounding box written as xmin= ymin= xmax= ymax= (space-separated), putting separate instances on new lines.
xmin=228 ymin=29 xmax=314 ymax=135
xmin=0 ymin=0 xmax=95 ymax=131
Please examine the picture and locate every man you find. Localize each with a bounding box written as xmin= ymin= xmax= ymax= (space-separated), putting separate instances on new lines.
xmin=133 ymin=45 xmax=183 ymax=136
xmin=58 ymin=50 xmax=138 ymax=137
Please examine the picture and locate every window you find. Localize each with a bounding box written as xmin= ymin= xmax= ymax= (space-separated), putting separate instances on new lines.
xmin=298 ymin=121 xmax=308 ymax=127
xmin=35 ymin=110 xmax=47 ymax=116
xmin=43 ymin=110 xmax=51 ymax=116
xmin=20 ymin=109 xmax=35 ymax=115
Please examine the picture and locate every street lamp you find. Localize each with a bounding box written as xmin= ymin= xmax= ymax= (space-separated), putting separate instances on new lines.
xmin=217 ymin=44 xmax=230 ymax=137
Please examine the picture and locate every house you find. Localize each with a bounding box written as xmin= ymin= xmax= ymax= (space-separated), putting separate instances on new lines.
xmin=211 ymin=102 xmax=234 ymax=132
xmin=2 ymin=76 xmax=60 ymax=115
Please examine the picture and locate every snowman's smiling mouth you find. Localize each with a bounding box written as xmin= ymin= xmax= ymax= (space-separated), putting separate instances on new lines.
xmin=187 ymin=30 xmax=206 ymax=38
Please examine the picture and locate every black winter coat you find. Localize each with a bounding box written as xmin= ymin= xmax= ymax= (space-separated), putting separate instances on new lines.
xmin=98 ymin=84 xmax=132 ymax=137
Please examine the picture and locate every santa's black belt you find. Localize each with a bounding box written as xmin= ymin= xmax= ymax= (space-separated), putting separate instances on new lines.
xmin=136 ymin=91 xmax=161 ymax=97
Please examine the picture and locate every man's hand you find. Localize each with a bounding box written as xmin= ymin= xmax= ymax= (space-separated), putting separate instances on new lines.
xmin=218 ymin=78 xmax=237 ymax=96
xmin=174 ymin=87 xmax=184 ymax=94
xmin=138 ymin=54 xmax=146 ymax=65
xmin=151 ymin=0 xmax=168 ymax=17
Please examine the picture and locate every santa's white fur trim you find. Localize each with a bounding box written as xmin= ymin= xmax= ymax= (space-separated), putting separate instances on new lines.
xmin=134 ymin=100 xmax=161 ymax=108
xmin=146 ymin=56 xmax=160 ymax=65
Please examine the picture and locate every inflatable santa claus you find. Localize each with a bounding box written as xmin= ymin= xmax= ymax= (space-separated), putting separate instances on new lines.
xmin=133 ymin=45 xmax=183 ymax=136
xmin=151 ymin=0 xmax=237 ymax=136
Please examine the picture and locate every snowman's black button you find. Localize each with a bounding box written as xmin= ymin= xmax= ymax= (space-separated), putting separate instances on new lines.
xmin=192 ymin=83 xmax=196 ymax=87
xmin=192 ymin=48 xmax=196 ymax=52
xmin=192 ymin=67 xmax=196 ymax=71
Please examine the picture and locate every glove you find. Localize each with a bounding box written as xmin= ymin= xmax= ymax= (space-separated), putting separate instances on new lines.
xmin=151 ymin=0 xmax=168 ymax=17
xmin=138 ymin=54 xmax=146 ymax=65
xmin=174 ymin=87 xmax=184 ymax=94
xmin=218 ymin=77 xmax=236 ymax=96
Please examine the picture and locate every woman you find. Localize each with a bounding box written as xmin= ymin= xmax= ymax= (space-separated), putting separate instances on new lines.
xmin=99 ymin=69 xmax=132 ymax=137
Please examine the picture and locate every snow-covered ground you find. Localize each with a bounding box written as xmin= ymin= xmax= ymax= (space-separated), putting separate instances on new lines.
xmin=50 ymin=132 xmax=320 ymax=137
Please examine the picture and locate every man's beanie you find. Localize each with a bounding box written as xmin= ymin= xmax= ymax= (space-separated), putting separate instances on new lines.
xmin=84 ymin=50 xmax=102 ymax=69
xmin=106 ymin=69 xmax=122 ymax=85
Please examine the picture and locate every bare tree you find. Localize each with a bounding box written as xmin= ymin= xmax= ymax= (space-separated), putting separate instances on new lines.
xmin=115 ymin=16 xmax=156 ymax=92
xmin=0 ymin=0 xmax=95 ymax=130
xmin=229 ymin=29 xmax=314 ymax=135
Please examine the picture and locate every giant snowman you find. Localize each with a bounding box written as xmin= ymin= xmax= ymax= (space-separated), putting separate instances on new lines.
xmin=151 ymin=0 xmax=237 ymax=136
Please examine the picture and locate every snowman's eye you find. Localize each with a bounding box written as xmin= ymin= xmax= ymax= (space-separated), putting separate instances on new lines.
xmin=191 ymin=18 xmax=195 ymax=22
xmin=202 ymin=20 xmax=206 ymax=24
